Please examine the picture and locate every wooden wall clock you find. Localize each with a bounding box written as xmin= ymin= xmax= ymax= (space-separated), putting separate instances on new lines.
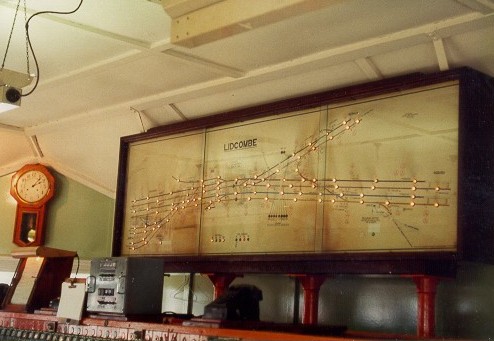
xmin=10 ymin=164 xmax=55 ymax=247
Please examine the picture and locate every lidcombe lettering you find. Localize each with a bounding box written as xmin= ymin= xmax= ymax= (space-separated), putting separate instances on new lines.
xmin=224 ymin=138 xmax=258 ymax=151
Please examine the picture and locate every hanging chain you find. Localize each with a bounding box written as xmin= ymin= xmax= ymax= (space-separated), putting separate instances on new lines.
xmin=23 ymin=0 xmax=31 ymax=75
xmin=1 ymin=0 xmax=30 ymax=74
xmin=1 ymin=0 xmax=22 ymax=70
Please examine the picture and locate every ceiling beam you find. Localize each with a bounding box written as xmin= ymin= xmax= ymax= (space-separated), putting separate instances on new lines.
xmin=27 ymin=134 xmax=44 ymax=158
xmin=431 ymin=36 xmax=450 ymax=71
xmin=162 ymin=49 xmax=245 ymax=78
xmin=0 ymin=122 xmax=23 ymax=132
xmin=456 ymin=0 xmax=494 ymax=14
xmin=41 ymin=157 xmax=116 ymax=198
xmin=0 ymin=157 xmax=38 ymax=178
xmin=130 ymin=106 xmax=157 ymax=132
xmin=165 ymin=0 xmax=338 ymax=47
xmin=133 ymin=12 xmax=493 ymax=111
xmin=167 ymin=103 xmax=188 ymax=121
xmin=162 ymin=0 xmax=223 ymax=18
xmin=355 ymin=58 xmax=383 ymax=80
xmin=0 ymin=2 xmax=154 ymax=50
xmin=19 ymin=11 xmax=494 ymax=135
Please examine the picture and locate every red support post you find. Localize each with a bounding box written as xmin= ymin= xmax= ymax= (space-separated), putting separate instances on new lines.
xmin=207 ymin=273 xmax=238 ymax=299
xmin=297 ymin=275 xmax=327 ymax=325
xmin=411 ymin=275 xmax=441 ymax=338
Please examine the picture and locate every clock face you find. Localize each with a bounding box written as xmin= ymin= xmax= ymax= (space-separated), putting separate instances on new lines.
xmin=15 ymin=170 xmax=51 ymax=204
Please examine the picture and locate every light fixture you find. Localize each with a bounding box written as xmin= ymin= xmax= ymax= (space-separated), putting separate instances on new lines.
xmin=1 ymin=0 xmax=33 ymax=114
xmin=1 ymin=0 xmax=83 ymax=114
xmin=0 ymin=68 xmax=33 ymax=113
xmin=0 ymin=86 xmax=20 ymax=113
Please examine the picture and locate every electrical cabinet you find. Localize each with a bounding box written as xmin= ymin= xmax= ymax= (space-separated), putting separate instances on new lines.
xmin=86 ymin=257 xmax=163 ymax=315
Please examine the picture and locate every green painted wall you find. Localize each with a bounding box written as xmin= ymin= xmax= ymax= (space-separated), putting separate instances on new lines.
xmin=0 ymin=171 xmax=114 ymax=258
xmin=0 ymin=174 xmax=17 ymax=254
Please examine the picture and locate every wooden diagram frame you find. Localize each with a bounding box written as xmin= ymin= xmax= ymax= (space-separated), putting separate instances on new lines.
xmin=112 ymin=68 xmax=494 ymax=275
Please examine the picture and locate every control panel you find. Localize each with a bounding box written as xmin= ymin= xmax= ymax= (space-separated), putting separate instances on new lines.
xmin=86 ymin=257 xmax=163 ymax=315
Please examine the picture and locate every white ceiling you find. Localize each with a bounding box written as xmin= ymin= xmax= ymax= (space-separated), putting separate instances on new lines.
xmin=0 ymin=0 xmax=493 ymax=197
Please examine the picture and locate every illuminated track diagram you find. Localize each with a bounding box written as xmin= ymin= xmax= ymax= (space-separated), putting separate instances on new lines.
xmin=127 ymin=110 xmax=452 ymax=251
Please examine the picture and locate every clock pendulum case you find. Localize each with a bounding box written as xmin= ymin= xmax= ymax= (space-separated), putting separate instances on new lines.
xmin=10 ymin=164 xmax=55 ymax=247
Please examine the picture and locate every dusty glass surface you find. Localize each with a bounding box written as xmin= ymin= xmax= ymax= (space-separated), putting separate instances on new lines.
xmin=120 ymin=83 xmax=458 ymax=256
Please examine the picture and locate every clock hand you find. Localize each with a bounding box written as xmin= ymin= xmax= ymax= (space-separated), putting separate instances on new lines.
xmin=32 ymin=177 xmax=42 ymax=187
